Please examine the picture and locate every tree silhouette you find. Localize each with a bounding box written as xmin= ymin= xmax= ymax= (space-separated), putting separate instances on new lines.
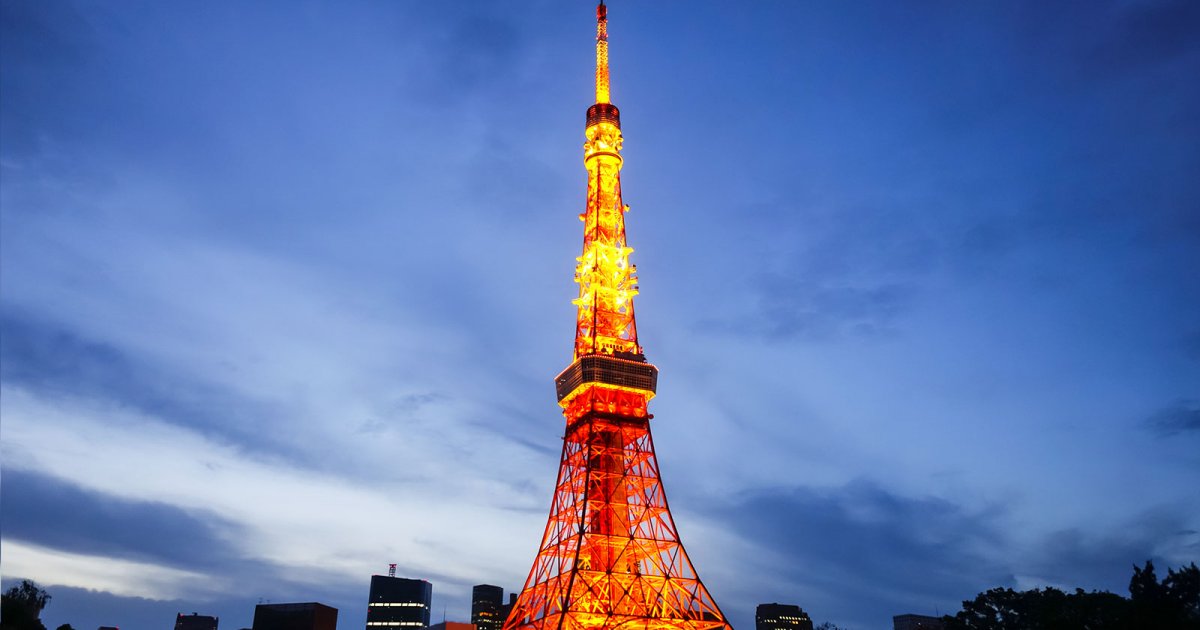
xmin=1 ymin=580 xmax=51 ymax=630
xmin=943 ymin=561 xmax=1200 ymax=629
xmin=1164 ymin=563 xmax=1200 ymax=622
xmin=1129 ymin=561 xmax=1200 ymax=628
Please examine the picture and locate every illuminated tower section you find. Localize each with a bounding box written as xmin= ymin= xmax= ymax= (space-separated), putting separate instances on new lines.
xmin=503 ymin=4 xmax=732 ymax=630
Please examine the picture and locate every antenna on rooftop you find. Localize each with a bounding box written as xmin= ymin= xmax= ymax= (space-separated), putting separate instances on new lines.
xmin=388 ymin=563 xmax=397 ymax=578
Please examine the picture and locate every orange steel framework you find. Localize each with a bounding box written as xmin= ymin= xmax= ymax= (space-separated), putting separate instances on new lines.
xmin=502 ymin=4 xmax=732 ymax=630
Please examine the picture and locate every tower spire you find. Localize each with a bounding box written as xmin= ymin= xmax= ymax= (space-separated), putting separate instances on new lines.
xmin=575 ymin=0 xmax=634 ymax=361
xmin=595 ymin=1 xmax=610 ymax=104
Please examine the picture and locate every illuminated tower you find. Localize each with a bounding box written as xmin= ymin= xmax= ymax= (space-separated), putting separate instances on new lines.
xmin=503 ymin=4 xmax=732 ymax=630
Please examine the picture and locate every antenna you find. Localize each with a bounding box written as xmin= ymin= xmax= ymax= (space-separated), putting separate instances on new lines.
xmin=594 ymin=0 xmax=610 ymax=104
xmin=388 ymin=563 xmax=397 ymax=578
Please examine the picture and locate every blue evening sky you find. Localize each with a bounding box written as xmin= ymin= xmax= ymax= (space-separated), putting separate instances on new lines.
xmin=2 ymin=1 xmax=1197 ymax=629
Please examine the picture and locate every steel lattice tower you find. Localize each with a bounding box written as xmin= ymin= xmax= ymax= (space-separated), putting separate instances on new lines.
xmin=502 ymin=4 xmax=732 ymax=630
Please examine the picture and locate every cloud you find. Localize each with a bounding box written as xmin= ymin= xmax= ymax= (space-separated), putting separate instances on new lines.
xmin=1145 ymin=400 xmax=1200 ymax=436
xmin=1084 ymin=0 xmax=1200 ymax=78
xmin=709 ymin=480 xmax=1200 ymax=627
xmin=748 ymin=276 xmax=915 ymax=340
xmin=0 ymin=385 xmax=542 ymax=594
xmin=698 ymin=270 xmax=918 ymax=342
xmin=0 ymin=0 xmax=99 ymax=157
xmin=710 ymin=481 xmax=1011 ymax=628
xmin=1 ymin=543 xmax=214 ymax=602
xmin=692 ymin=199 xmax=931 ymax=343
xmin=1021 ymin=512 xmax=1198 ymax=595
xmin=431 ymin=15 xmax=526 ymax=98
xmin=0 ymin=309 xmax=296 ymax=461
xmin=0 ymin=378 xmax=556 ymax=629
xmin=1 ymin=468 xmax=245 ymax=572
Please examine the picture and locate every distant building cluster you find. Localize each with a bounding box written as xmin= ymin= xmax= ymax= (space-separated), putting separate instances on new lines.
xmin=115 ymin=567 xmax=518 ymax=630
xmin=754 ymin=602 xmax=946 ymax=630
xmin=88 ymin=570 xmax=944 ymax=630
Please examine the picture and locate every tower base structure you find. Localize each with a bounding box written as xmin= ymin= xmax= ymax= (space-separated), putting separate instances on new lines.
xmin=504 ymin=361 xmax=730 ymax=630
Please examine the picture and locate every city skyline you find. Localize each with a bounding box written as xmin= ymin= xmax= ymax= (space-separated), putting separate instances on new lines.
xmin=2 ymin=2 xmax=1198 ymax=630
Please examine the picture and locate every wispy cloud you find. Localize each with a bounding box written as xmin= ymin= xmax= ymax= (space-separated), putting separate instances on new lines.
xmin=3 ymin=542 xmax=215 ymax=601
xmin=1145 ymin=400 xmax=1200 ymax=436
xmin=0 ymin=386 xmax=543 ymax=593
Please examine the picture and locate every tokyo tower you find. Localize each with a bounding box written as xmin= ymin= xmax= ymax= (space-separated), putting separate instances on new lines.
xmin=502 ymin=4 xmax=733 ymax=630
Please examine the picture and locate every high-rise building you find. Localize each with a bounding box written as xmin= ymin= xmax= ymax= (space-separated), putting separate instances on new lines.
xmin=176 ymin=613 xmax=219 ymax=630
xmin=755 ymin=603 xmax=814 ymax=630
xmin=502 ymin=4 xmax=731 ymax=630
xmin=471 ymin=585 xmax=505 ymax=630
xmin=893 ymin=614 xmax=945 ymax=630
xmin=366 ymin=574 xmax=432 ymax=630
xmin=498 ymin=594 xmax=517 ymax=628
xmin=251 ymin=603 xmax=337 ymax=630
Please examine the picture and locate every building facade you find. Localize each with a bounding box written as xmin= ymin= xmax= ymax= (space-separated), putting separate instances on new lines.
xmin=471 ymin=585 xmax=505 ymax=630
xmin=893 ymin=614 xmax=945 ymax=630
xmin=755 ymin=603 xmax=814 ymax=630
xmin=175 ymin=613 xmax=219 ymax=630
xmin=367 ymin=575 xmax=432 ymax=630
xmin=251 ymin=603 xmax=337 ymax=630
xmin=498 ymin=594 xmax=517 ymax=628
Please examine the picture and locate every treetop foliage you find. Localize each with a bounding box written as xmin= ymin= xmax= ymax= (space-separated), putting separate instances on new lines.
xmin=1 ymin=580 xmax=52 ymax=630
xmin=943 ymin=561 xmax=1200 ymax=630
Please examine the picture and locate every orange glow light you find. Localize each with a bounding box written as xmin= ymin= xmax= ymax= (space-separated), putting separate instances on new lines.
xmin=503 ymin=4 xmax=732 ymax=630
